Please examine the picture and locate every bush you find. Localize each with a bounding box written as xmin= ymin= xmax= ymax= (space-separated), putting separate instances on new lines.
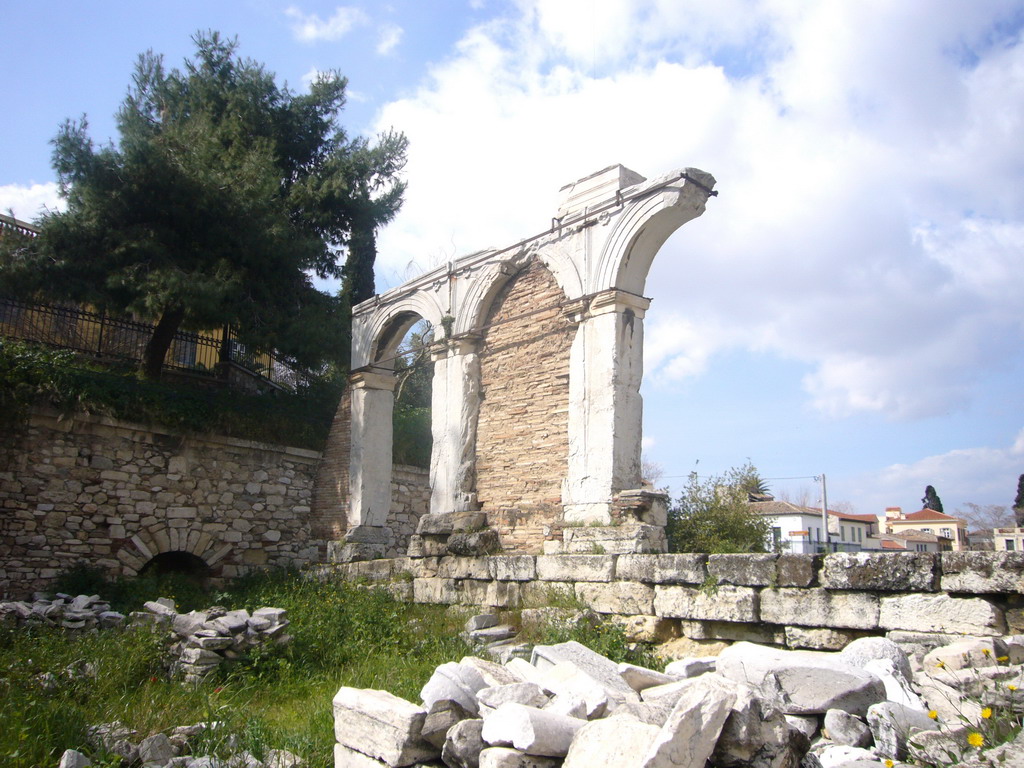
xmin=667 ymin=463 xmax=773 ymax=553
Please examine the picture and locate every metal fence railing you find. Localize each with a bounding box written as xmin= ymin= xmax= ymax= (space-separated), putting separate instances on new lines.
xmin=0 ymin=296 xmax=308 ymax=391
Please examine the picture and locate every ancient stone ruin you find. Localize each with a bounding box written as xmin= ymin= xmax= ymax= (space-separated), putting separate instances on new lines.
xmin=335 ymin=164 xmax=718 ymax=561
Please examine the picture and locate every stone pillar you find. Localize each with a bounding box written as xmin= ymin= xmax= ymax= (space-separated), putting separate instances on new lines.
xmin=562 ymin=290 xmax=650 ymax=524
xmin=429 ymin=336 xmax=482 ymax=516
xmin=342 ymin=369 xmax=396 ymax=560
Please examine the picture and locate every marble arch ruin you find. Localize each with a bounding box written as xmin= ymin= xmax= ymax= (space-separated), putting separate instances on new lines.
xmin=342 ymin=164 xmax=717 ymax=559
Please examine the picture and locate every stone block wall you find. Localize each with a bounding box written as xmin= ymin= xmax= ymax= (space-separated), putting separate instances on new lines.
xmin=385 ymin=465 xmax=431 ymax=557
xmin=0 ymin=408 xmax=324 ymax=597
xmin=318 ymin=551 xmax=1024 ymax=650
xmin=475 ymin=259 xmax=574 ymax=551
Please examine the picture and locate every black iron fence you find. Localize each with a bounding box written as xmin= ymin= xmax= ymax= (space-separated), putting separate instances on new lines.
xmin=0 ymin=296 xmax=308 ymax=391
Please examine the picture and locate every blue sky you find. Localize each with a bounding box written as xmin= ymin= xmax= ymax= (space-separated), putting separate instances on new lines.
xmin=3 ymin=1 xmax=1024 ymax=521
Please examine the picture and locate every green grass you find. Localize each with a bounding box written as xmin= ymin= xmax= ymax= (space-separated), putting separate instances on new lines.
xmin=0 ymin=572 xmax=470 ymax=768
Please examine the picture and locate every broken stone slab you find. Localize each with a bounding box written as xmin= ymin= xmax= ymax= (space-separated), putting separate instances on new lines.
xmin=837 ymin=636 xmax=912 ymax=683
xmin=534 ymin=662 xmax=612 ymax=718
xmin=640 ymin=673 xmax=738 ymax=768
xmin=334 ymin=743 xmax=389 ymax=768
xmin=878 ymin=593 xmax=1007 ymax=636
xmin=663 ymin=657 xmax=716 ymax=678
xmin=921 ymin=637 xmax=1007 ymax=672
xmin=463 ymin=656 xmax=525 ymax=688
xmin=617 ymin=662 xmax=679 ymax=693
xmin=866 ymin=701 xmax=936 ymax=760
xmin=332 ymin=686 xmax=438 ymax=767
xmin=714 ymin=682 xmax=810 ymax=768
xmin=470 ymin=626 xmax=518 ymax=645
xmin=264 ymin=749 xmax=303 ymax=768
xmin=815 ymin=745 xmax=878 ymax=768
xmin=420 ymin=661 xmax=488 ymax=715
xmin=541 ymin=692 xmax=588 ymax=720
xmin=143 ymin=600 xmax=178 ymax=617
xmin=173 ymin=611 xmax=210 ymax=638
xmin=530 ymin=641 xmax=639 ymax=703
xmin=863 ymin=658 xmax=925 ymax=710
xmin=422 ymin=698 xmax=474 ymax=750
xmin=480 ymin=702 xmax=586 ymax=757
xmin=139 ymin=732 xmax=178 ymax=766
xmin=477 ymin=747 xmax=560 ymax=768
xmin=467 ymin=614 xmax=500 ymax=632
xmin=417 ymin=511 xmax=489 ymax=536
xmin=639 ymin=678 xmax=703 ymax=705
xmin=477 ymin=683 xmax=550 ymax=715
xmin=562 ymin=715 xmax=661 ymax=768
xmin=58 ymin=749 xmax=92 ymax=768
xmin=823 ymin=709 xmax=871 ymax=748
xmin=716 ymin=642 xmax=886 ymax=716
xmin=442 ymin=718 xmax=486 ymax=768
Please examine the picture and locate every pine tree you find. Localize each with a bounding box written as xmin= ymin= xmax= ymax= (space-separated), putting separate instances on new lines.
xmin=0 ymin=33 xmax=406 ymax=378
xmin=1014 ymin=474 xmax=1024 ymax=527
xmin=922 ymin=485 xmax=944 ymax=513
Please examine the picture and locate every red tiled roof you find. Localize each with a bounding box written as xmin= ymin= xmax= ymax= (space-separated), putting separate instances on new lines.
xmin=881 ymin=540 xmax=908 ymax=550
xmin=900 ymin=509 xmax=963 ymax=523
xmin=829 ymin=510 xmax=877 ymax=523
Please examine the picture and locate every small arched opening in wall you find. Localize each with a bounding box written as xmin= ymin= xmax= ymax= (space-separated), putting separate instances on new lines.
xmin=138 ymin=550 xmax=213 ymax=586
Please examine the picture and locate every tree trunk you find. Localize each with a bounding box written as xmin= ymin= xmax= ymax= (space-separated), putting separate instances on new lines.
xmin=141 ymin=306 xmax=186 ymax=379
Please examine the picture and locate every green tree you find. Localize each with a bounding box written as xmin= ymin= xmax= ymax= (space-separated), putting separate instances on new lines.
xmin=0 ymin=32 xmax=406 ymax=378
xmin=666 ymin=462 xmax=773 ymax=554
xmin=922 ymin=485 xmax=944 ymax=513
xmin=1014 ymin=473 xmax=1024 ymax=527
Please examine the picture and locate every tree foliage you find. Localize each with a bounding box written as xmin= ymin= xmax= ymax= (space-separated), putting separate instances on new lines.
xmin=1015 ymin=474 xmax=1024 ymax=525
xmin=0 ymin=32 xmax=406 ymax=378
xmin=667 ymin=462 xmax=773 ymax=554
xmin=922 ymin=485 xmax=944 ymax=513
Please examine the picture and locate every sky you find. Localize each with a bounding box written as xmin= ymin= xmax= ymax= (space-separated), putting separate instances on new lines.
xmin=3 ymin=1 xmax=1023 ymax=521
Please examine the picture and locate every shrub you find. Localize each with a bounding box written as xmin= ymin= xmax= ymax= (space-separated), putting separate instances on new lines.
xmin=667 ymin=462 xmax=773 ymax=553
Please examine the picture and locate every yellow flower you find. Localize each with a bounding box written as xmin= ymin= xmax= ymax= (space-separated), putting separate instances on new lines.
xmin=983 ymin=648 xmax=991 ymax=657
xmin=968 ymin=732 xmax=985 ymax=748
xmin=981 ymin=707 xmax=993 ymax=719
xmin=928 ymin=710 xmax=939 ymax=720
xmin=1009 ymin=684 xmax=1019 ymax=691
xmin=936 ymin=660 xmax=946 ymax=669
xmin=884 ymin=761 xmax=894 ymax=768
xmin=998 ymin=655 xmax=1009 ymax=662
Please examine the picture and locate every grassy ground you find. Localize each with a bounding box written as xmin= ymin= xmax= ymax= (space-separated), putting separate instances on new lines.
xmin=0 ymin=569 xmax=653 ymax=768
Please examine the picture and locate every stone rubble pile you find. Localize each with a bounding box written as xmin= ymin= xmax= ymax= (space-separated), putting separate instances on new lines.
xmin=57 ymin=721 xmax=304 ymax=768
xmin=133 ymin=598 xmax=292 ymax=683
xmin=332 ymin=628 xmax=1024 ymax=768
xmin=0 ymin=592 xmax=126 ymax=630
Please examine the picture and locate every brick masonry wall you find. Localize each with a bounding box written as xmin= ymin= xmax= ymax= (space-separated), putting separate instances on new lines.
xmin=319 ymin=551 xmax=1024 ymax=650
xmin=0 ymin=408 xmax=323 ymax=598
xmin=311 ymin=387 xmax=351 ymax=541
xmin=474 ymin=259 xmax=574 ymax=552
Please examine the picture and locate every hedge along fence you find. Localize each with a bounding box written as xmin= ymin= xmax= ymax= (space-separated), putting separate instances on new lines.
xmin=312 ymin=551 xmax=1024 ymax=651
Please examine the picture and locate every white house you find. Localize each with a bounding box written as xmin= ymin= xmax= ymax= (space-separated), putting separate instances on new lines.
xmin=749 ymin=501 xmax=882 ymax=553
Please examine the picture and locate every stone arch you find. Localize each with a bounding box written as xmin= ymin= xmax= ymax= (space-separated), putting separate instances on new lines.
xmin=351 ymin=291 xmax=446 ymax=370
xmin=592 ymin=168 xmax=715 ymax=296
xmin=116 ymin=522 xmax=230 ymax=577
xmin=457 ymin=243 xmax=582 ymax=337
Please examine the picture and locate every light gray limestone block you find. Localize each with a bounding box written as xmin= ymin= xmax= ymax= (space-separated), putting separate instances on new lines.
xmin=940 ymin=551 xmax=1024 ymax=593
xmin=716 ymin=642 xmax=886 ymax=717
xmin=334 ymin=743 xmax=388 ymax=768
xmin=442 ymin=719 xmax=486 ymax=768
xmin=713 ymin=681 xmax=810 ymax=768
xmin=503 ymin=658 xmax=544 ymax=686
xmin=477 ymin=747 xmax=560 ymax=768
xmin=663 ymin=658 xmax=716 ymax=678
xmin=785 ymin=627 xmax=866 ymax=652
xmin=422 ymin=698 xmax=474 ymax=750
xmin=477 ymin=683 xmax=550 ymax=714
xmin=421 ymin=661 xmax=488 ymax=714
xmin=144 ymin=599 xmax=177 ymax=617
xmin=535 ymin=555 xmax=615 ymax=583
xmin=921 ymin=637 xmax=1006 ymax=672
xmin=487 ymin=556 xmax=537 ymax=582
xmin=562 ymin=716 xmax=661 ymax=768
xmin=640 ymin=673 xmax=738 ymax=768
xmin=541 ymin=692 xmax=588 ymax=720
xmin=575 ymin=581 xmax=655 ymax=615
xmin=653 ymin=585 xmax=758 ymax=623
xmin=823 ymin=709 xmax=871 ymax=748
xmin=866 ymin=701 xmax=936 ymax=760
xmin=906 ymin=727 xmax=969 ymax=768
xmin=815 ymin=745 xmax=878 ymax=768
xmin=264 ymin=749 xmax=303 ymax=768
xmin=640 ymin=679 xmax=699 ymax=704
xmin=838 ymin=637 xmax=912 ymax=683
xmin=707 ymin=553 xmax=777 ymax=586
xmin=878 ymin=594 xmax=1006 ymax=636
xmin=466 ymin=614 xmax=500 ymax=632
xmin=820 ymin=552 xmax=937 ymax=592
xmin=332 ymin=687 xmax=437 ymax=767
xmin=862 ymin=659 xmax=925 ymax=710
xmin=58 ymin=749 xmax=92 ymax=768
xmin=606 ymin=699 xmax=676 ymax=728
xmin=534 ymin=662 xmax=611 ymax=718
xmin=784 ymin=715 xmax=819 ymax=740
xmin=530 ymin=641 xmax=639 ymax=703
xmin=915 ymin=676 xmax=982 ymax=724
xmin=480 ymin=702 xmax=586 ymax=757
xmin=139 ymin=732 xmax=178 ymax=766
xmin=615 ymin=554 xmax=708 ymax=585
xmin=760 ymin=589 xmax=879 ymax=630
xmin=172 ymin=611 xmax=209 ymax=638
xmin=618 ymin=662 xmax=679 ymax=692
xmin=462 ymin=657 xmax=524 ymax=688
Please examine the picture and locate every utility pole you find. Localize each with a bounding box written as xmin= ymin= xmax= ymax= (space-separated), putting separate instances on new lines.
xmin=817 ymin=474 xmax=830 ymax=552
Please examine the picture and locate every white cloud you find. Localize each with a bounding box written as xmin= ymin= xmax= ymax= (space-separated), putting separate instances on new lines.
xmin=377 ymin=24 xmax=403 ymax=56
xmin=0 ymin=182 xmax=63 ymax=221
xmin=371 ymin=2 xmax=1024 ymax=423
xmin=286 ymin=5 xmax=368 ymax=43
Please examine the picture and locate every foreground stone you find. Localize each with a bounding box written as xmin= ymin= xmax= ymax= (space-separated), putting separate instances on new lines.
xmin=480 ymin=703 xmax=586 ymax=757
xmin=332 ymin=687 xmax=437 ymax=767
xmin=640 ymin=674 xmax=737 ymax=768
xmin=562 ymin=717 xmax=660 ymax=768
